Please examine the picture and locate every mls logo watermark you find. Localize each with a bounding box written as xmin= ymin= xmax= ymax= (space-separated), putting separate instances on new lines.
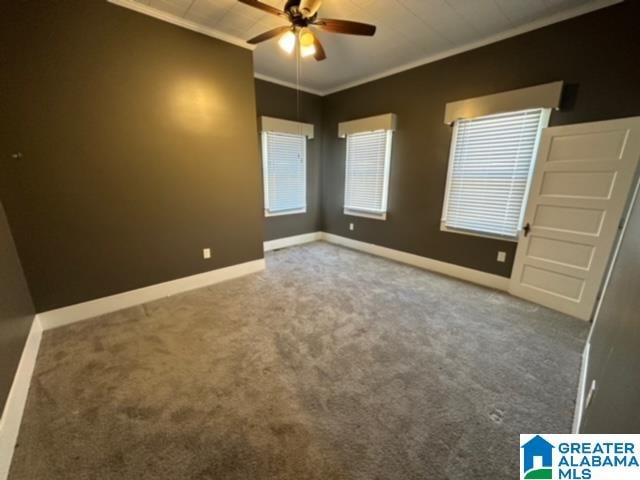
xmin=521 ymin=435 xmax=554 ymax=479
xmin=520 ymin=434 xmax=640 ymax=479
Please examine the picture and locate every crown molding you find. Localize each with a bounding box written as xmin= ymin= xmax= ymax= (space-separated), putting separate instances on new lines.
xmin=37 ymin=259 xmax=266 ymax=330
xmin=108 ymin=0 xmax=622 ymax=96
xmin=107 ymin=0 xmax=255 ymax=51
xmin=318 ymin=0 xmax=623 ymax=96
xmin=254 ymin=73 xmax=324 ymax=96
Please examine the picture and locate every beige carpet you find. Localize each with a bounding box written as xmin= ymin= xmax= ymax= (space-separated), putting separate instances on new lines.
xmin=9 ymin=242 xmax=588 ymax=479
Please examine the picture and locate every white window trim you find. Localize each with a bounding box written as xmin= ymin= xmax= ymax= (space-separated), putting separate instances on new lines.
xmin=265 ymin=208 xmax=306 ymax=217
xmin=343 ymin=129 xmax=393 ymax=221
xmin=440 ymin=108 xmax=551 ymax=242
xmin=261 ymin=131 xmax=307 ymax=217
xmin=344 ymin=207 xmax=388 ymax=221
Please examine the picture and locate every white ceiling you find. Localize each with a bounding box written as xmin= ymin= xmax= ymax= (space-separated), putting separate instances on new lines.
xmin=111 ymin=0 xmax=621 ymax=95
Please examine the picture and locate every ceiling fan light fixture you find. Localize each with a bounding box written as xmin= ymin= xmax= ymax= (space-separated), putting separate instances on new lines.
xmin=278 ymin=30 xmax=296 ymax=54
xmin=300 ymin=43 xmax=317 ymax=58
xmin=299 ymin=27 xmax=316 ymax=58
xmin=241 ymin=0 xmax=377 ymax=62
xmin=299 ymin=28 xmax=315 ymax=47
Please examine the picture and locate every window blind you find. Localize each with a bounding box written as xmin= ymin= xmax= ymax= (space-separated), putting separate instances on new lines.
xmin=262 ymin=132 xmax=306 ymax=215
xmin=442 ymin=108 xmax=547 ymax=238
xmin=344 ymin=130 xmax=392 ymax=218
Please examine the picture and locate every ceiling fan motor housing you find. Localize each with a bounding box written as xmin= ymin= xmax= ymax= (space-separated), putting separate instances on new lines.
xmin=299 ymin=0 xmax=322 ymax=18
xmin=285 ymin=0 xmax=321 ymax=23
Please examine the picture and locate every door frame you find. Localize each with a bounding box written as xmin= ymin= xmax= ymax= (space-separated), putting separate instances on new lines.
xmin=572 ymin=173 xmax=640 ymax=432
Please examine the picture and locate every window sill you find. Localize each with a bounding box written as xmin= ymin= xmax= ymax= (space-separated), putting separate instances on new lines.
xmin=344 ymin=208 xmax=387 ymax=221
xmin=265 ymin=208 xmax=306 ymax=218
xmin=440 ymin=224 xmax=518 ymax=242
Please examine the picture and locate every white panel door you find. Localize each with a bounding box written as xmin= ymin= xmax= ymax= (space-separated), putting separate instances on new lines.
xmin=510 ymin=117 xmax=640 ymax=320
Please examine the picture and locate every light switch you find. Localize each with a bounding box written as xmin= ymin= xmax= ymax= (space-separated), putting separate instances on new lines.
xmin=203 ymin=248 xmax=211 ymax=259
xmin=497 ymin=251 xmax=507 ymax=263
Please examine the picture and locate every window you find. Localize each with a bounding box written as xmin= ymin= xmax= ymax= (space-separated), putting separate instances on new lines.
xmin=344 ymin=130 xmax=393 ymax=220
xmin=441 ymin=108 xmax=550 ymax=240
xmin=262 ymin=131 xmax=306 ymax=216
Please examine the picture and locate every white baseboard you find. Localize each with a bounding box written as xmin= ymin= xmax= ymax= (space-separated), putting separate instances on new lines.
xmin=264 ymin=232 xmax=323 ymax=252
xmin=572 ymin=340 xmax=591 ymax=433
xmin=320 ymin=233 xmax=510 ymax=291
xmin=38 ymin=259 xmax=266 ymax=330
xmin=0 ymin=316 xmax=43 ymax=480
xmin=0 ymin=235 xmax=510 ymax=478
xmin=0 ymin=232 xmax=520 ymax=479
xmin=0 ymin=258 xmax=265 ymax=478
xmin=263 ymin=232 xmax=509 ymax=291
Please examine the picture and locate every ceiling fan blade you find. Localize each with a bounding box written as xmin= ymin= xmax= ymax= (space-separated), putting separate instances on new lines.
xmin=313 ymin=36 xmax=327 ymax=61
xmin=313 ymin=18 xmax=376 ymax=36
xmin=238 ymin=0 xmax=286 ymax=17
xmin=247 ymin=26 xmax=291 ymax=45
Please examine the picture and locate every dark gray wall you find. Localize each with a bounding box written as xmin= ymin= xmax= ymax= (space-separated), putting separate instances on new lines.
xmin=254 ymin=79 xmax=324 ymax=241
xmin=1 ymin=0 xmax=637 ymax=314
xmin=321 ymin=0 xmax=640 ymax=277
xmin=0 ymin=201 xmax=35 ymax=414
xmin=580 ymin=183 xmax=640 ymax=433
xmin=0 ymin=0 xmax=264 ymax=312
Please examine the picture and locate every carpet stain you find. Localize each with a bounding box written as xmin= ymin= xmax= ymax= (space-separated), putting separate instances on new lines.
xmin=119 ymin=406 xmax=161 ymax=421
xmin=489 ymin=408 xmax=506 ymax=424
xmin=170 ymin=407 xmax=195 ymax=424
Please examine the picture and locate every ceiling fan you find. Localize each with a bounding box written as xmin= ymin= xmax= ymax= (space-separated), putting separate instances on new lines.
xmin=238 ymin=0 xmax=377 ymax=61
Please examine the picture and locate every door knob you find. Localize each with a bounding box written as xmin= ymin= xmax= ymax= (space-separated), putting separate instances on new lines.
xmin=523 ymin=223 xmax=531 ymax=237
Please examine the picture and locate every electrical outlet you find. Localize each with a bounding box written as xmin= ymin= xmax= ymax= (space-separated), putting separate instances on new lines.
xmin=203 ymin=248 xmax=211 ymax=259
xmin=497 ymin=251 xmax=507 ymax=263
xmin=349 ymin=223 xmax=354 ymax=231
